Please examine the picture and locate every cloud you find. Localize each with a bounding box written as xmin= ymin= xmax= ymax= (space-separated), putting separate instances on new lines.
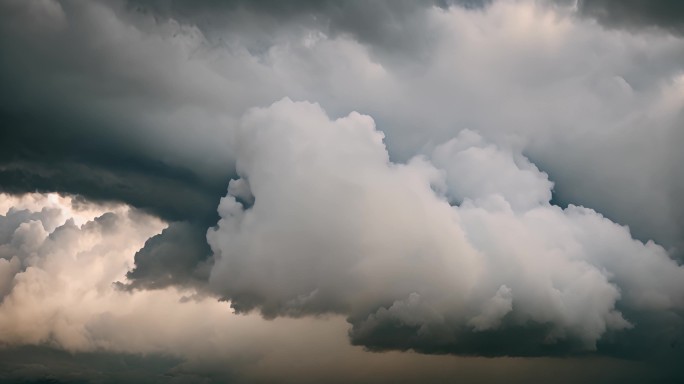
xmin=0 ymin=1 xmax=683 ymax=379
xmin=0 ymin=192 xmax=342 ymax=382
xmin=0 ymin=194 xmax=165 ymax=349
xmin=573 ymin=0 xmax=684 ymax=35
xmin=124 ymin=221 xmax=213 ymax=290
xmin=2 ymin=0 xmax=684 ymax=291
xmin=5 ymin=193 xmax=673 ymax=383
xmin=124 ymin=0 xmax=489 ymax=57
xmin=208 ymin=98 xmax=684 ymax=357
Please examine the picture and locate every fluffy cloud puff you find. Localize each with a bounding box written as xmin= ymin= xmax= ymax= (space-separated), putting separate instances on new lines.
xmin=0 ymin=194 xmax=165 ymax=348
xmin=0 ymin=193 xmax=355 ymax=382
xmin=208 ymin=99 xmax=684 ymax=356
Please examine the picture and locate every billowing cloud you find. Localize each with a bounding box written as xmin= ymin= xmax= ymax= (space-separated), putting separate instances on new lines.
xmin=1 ymin=0 xmax=684 ymax=381
xmin=4 ymin=193 xmax=676 ymax=383
xmin=208 ymin=99 xmax=684 ymax=356
xmin=3 ymin=0 xmax=683 ymax=272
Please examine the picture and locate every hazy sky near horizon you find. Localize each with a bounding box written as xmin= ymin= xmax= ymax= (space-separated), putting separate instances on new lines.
xmin=1 ymin=1 xmax=683 ymax=383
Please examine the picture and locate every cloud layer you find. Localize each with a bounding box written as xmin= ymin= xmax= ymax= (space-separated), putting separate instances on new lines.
xmin=1 ymin=0 xmax=684 ymax=382
xmin=0 ymin=192 xmax=680 ymax=382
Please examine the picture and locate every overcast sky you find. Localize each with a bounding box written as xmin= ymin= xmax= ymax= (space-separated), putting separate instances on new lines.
xmin=1 ymin=1 xmax=683 ymax=383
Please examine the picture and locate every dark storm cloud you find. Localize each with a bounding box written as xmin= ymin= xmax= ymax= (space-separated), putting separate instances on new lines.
xmin=124 ymin=221 xmax=212 ymax=290
xmin=0 ymin=121 xmax=224 ymax=288
xmin=125 ymin=0 xmax=489 ymax=53
xmin=0 ymin=0 xmax=485 ymax=289
xmin=1 ymin=1 xmax=684 ymax=379
xmin=0 ymin=0 xmax=233 ymax=288
xmin=0 ymin=139 xmax=224 ymax=225
xmin=576 ymin=0 xmax=684 ymax=35
xmin=349 ymin=308 xmax=684 ymax=359
xmin=0 ymin=0 xmax=229 ymax=224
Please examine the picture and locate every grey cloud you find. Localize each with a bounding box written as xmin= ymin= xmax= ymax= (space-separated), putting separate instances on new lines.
xmin=575 ymin=0 xmax=684 ymax=35
xmin=124 ymin=0 xmax=489 ymax=56
xmin=3 ymin=0 xmax=684 ymax=289
xmin=1 ymin=0 xmax=684 ymax=374
xmin=124 ymin=221 xmax=212 ymax=290
xmin=0 ymin=0 xmax=234 ymax=288
xmin=0 ymin=192 xmax=682 ymax=383
xmin=207 ymin=99 xmax=684 ymax=358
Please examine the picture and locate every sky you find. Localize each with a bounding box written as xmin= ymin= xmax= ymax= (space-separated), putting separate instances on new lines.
xmin=0 ymin=0 xmax=683 ymax=383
